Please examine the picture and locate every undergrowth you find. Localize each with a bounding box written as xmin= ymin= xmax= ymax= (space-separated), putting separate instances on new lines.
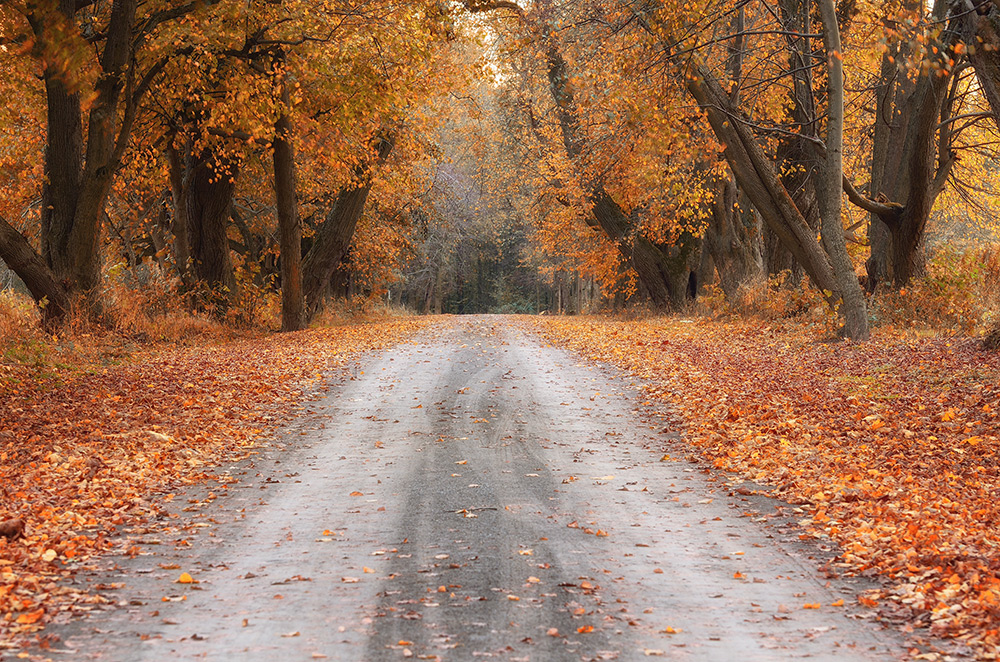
xmin=698 ymin=245 xmax=1000 ymax=340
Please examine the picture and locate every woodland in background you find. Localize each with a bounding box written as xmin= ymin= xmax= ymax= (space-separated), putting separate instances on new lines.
xmin=2 ymin=0 xmax=1000 ymax=337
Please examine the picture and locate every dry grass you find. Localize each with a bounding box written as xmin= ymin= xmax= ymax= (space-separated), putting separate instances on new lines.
xmin=869 ymin=245 xmax=1000 ymax=336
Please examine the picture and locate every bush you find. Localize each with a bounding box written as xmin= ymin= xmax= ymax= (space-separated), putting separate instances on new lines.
xmin=0 ymin=290 xmax=41 ymax=352
xmin=700 ymin=270 xmax=829 ymax=322
xmin=870 ymin=245 xmax=1000 ymax=334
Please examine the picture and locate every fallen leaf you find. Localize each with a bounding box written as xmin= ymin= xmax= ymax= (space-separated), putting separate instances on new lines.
xmin=16 ymin=609 xmax=44 ymax=624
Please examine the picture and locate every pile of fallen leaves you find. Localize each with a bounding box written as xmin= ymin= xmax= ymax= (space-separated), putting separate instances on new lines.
xmin=527 ymin=315 xmax=1000 ymax=657
xmin=0 ymin=318 xmax=431 ymax=644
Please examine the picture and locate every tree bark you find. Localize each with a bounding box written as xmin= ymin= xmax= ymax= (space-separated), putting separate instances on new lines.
xmin=853 ymin=0 xmax=955 ymax=289
xmin=30 ymin=0 xmax=138 ymax=298
xmin=0 ymin=216 xmax=69 ymax=327
xmin=185 ymin=149 xmax=239 ymax=314
xmin=816 ymin=0 xmax=869 ymax=340
xmin=704 ymin=176 xmax=763 ymax=299
xmin=273 ymin=67 xmax=305 ymax=332
xmin=166 ymin=143 xmax=194 ymax=286
xmin=302 ymin=133 xmax=395 ymax=319
xmin=770 ymin=0 xmax=819 ymax=284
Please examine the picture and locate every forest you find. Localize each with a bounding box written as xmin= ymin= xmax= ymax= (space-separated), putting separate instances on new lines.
xmin=5 ymin=0 xmax=1000 ymax=658
xmin=1 ymin=0 xmax=999 ymax=337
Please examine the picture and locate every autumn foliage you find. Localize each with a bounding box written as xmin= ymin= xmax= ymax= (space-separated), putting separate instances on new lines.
xmin=0 ymin=318 xmax=431 ymax=640
xmin=529 ymin=315 xmax=1000 ymax=655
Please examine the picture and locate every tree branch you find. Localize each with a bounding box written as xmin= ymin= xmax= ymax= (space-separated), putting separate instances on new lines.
xmin=461 ymin=0 xmax=526 ymax=19
xmin=841 ymin=174 xmax=903 ymax=222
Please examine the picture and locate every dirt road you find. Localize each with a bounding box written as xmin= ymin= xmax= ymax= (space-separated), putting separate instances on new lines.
xmin=45 ymin=316 xmax=912 ymax=661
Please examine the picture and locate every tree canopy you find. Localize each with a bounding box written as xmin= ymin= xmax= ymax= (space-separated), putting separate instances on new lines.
xmin=1 ymin=0 xmax=1000 ymax=339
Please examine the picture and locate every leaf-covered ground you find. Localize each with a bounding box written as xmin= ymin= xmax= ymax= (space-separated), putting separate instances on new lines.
xmin=526 ymin=315 xmax=1000 ymax=658
xmin=0 ymin=318 xmax=431 ymax=648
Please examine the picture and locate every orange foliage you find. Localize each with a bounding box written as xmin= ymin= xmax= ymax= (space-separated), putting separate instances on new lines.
xmin=530 ymin=315 xmax=1000 ymax=655
xmin=0 ymin=318 xmax=433 ymax=638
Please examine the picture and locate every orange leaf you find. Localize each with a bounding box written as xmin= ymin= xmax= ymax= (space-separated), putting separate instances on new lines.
xmin=16 ymin=609 xmax=44 ymax=624
xmin=577 ymin=625 xmax=594 ymax=633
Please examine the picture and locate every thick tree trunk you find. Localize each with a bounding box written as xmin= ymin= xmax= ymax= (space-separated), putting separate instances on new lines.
xmin=302 ymin=133 xmax=395 ymax=319
xmin=166 ymin=143 xmax=194 ymax=286
xmin=856 ymin=0 xmax=954 ymax=289
xmin=31 ymin=0 xmax=138 ymax=298
xmin=273 ymin=76 xmax=305 ymax=332
xmin=770 ymin=0 xmax=818 ymax=285
xmin=0 ymin=216 xmax=69 ymax=327
xmin=704 ymin=176 xmax=763 ymax=299
xmin=817 ymin=0 xmax=869 ymax=340
xmin=185 ymin=150 xmax=238 ymax=314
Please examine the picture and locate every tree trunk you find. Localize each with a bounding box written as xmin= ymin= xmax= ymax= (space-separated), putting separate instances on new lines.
xmin=856 ymin=0 xmax=955 ymax=289
xmin=771 ymin=0 xmax=819 ymax=285
xmin=544 ymin=42 xmax=680 ymax=307
xmin=166 ymin=143 xmax=194 ymax=286
xmin=704 ymin=175 xmax=763 ymax=299
xmin=273 ymin=72 xmax=305 ymax=332
xmin=0 ymin=216 xmax=69 ymax=327
xmin=686 ymin=67 xmax=840 ymax=299
xmin=590 ymin=190 xmax=682 ymax=307
xmin=30 ymin=0 xmax=138 ymax=299
xmin=302 ymin=133 xmax=395 ymax=319
xmin=185 ymin=149 xmax=238 ymax=314
xmin=865 ymin=44 xmax=897 ymax=291
xmin=817 ymin=0 xmax=869 ymax=340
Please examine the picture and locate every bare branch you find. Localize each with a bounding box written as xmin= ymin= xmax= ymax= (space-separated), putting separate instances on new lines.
xmin=841 ymin=175 xmax=902 ymax=221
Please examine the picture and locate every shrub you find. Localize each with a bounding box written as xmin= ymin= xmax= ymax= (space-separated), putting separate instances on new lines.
xmin=870 ymin=245 xmax=1000 ymax=335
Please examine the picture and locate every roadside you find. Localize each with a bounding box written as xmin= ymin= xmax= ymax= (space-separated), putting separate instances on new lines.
xmin=28 ymin=316 xmax=921 ymax=661
xmin=0 ymin=317 xmax=432 ymax=651
xmin=528 ymin=314 xmax=998 ymax=659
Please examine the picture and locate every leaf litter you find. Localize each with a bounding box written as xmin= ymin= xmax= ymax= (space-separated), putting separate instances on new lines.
xmin=527 ymin=315 xmax=1000 ymax=657
xmin=0 ymin=318 xmax=431 ymax=645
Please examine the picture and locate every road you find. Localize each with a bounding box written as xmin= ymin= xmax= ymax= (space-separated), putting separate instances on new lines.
xmin=44 ymin=316 xmax=912 ymax=661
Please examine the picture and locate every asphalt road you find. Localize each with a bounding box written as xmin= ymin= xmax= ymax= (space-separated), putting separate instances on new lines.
xmin=43 ymin=316 xmax=913 ymax=661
